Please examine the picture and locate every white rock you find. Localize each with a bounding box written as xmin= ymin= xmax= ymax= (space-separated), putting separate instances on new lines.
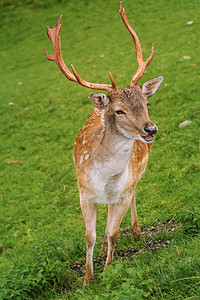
xmin=179 ymin=56 xmax=191 ymax=61
xmin=186 ymin=21 xmax=194 ymax=25
xmin=179 ymin=120 xmax=191 ymax=127
xmin=182 ymin=56 xmax=191 ymax=60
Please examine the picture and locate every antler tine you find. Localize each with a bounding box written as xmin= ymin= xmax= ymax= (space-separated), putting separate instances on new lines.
xmin=45 ymin=15 xmax=116 ymax=92
xmin=109 ymin=72 xmax=117 ymax=89
xmin=45 ymin=15 xmax=78 ymax=83
xmin=119 ymin=1 xmax=154 ymax=85
xmin=71 ymin=64 xmax=114 ymax=92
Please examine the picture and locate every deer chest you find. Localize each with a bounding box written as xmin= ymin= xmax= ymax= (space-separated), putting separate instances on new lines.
xmin=88 ymin=158 xmax=133 ymax=205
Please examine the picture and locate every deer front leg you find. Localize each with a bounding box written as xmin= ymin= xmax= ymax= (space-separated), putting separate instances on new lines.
xmin=80 ymin=198 xmax=97 ymax=286
xmin=131 ymin=190 xmax=142 ymax=240
xmin=105 ymin=199 xmax=131 ymax=269
xmin=101 ymin=205 xmax=112 ymax=252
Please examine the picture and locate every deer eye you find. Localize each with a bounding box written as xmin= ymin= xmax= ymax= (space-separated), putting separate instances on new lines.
xmin=115 ymin=110 xmax=126 ymax=115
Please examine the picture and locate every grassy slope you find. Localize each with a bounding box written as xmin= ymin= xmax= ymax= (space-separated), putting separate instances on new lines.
xmin=0 ymin=0 xmax=200 ymax=299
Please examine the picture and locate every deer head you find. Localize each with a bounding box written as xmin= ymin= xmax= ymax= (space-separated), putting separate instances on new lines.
xmin=45 ymin=2 xmax=163 ymax=143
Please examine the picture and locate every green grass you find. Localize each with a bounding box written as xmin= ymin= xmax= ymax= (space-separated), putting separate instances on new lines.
xmin=0 ymin=0 xmax=200 ymax=299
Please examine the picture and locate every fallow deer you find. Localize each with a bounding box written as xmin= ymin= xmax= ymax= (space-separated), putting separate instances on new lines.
xmin=45 ymin=2 xmax=163 ymax=286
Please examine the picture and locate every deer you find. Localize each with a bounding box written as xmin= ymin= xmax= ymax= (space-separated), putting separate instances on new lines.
xmin=45 ymin=1 xmax=163 ymax=286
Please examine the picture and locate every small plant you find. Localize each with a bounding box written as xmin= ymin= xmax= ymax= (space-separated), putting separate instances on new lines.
xmin=0 ymin=237 xmax=74 ymax=299
xmin=178 ymin=209 xmax=200 ymax=234
xmin=99 ymin=263 xmax=154 ymax=299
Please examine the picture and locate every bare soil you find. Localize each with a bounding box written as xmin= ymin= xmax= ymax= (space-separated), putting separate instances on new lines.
xmin=70 ymin=219 xmax=177 ymax=275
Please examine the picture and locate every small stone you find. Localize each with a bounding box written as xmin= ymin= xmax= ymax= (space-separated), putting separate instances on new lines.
xmin=179 ymin=120 xmax=191 ymax=127
xmin=8 ymin=102 xmax=14 ymax=106
xmin=18 ymin=81 xmax=23 ymax=85
xmin=186 ymin=21 xmax=194 ymax=25
xmin=179 ymin=56 xmax=191 ymax=61
xmin=182 ymin=56 xmax=191 ymax=60
xmin=100 ymin=54 xmax=105 ymax=58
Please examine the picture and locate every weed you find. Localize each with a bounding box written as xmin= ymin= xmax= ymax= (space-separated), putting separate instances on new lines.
xmin=178 ymin=209 xmax=200 ymax=235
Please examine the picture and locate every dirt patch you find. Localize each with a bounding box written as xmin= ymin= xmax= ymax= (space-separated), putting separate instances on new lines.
xmin=70 ymin=261 xmax=85 ymax=276
xmin=120 ymin=219 xmax=176 ymax=237
xmin=70 ymin=219 xmax=177 ymax=275
xmin=115 ymin=239 xmax=171 ymax=259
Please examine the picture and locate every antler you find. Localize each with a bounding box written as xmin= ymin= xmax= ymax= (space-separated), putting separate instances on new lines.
xmin=119 ymin=2 xmax=154 ymax=86
xmin=45 ymin=15 xmax=116 ymax=92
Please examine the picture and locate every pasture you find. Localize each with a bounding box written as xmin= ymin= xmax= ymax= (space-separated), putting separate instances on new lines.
xmin=0 ymin=0 xmax=200 ymax=298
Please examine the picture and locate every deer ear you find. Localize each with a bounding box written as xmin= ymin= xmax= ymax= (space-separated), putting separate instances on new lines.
xmin=141 ymin=76 xmax=163 ymax=99
xmin=89 ymin=93 xmax=110 ymax=109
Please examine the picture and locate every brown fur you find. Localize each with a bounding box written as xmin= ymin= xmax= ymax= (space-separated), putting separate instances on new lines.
xmin=73 ymin=85 xmax=158 ymax=286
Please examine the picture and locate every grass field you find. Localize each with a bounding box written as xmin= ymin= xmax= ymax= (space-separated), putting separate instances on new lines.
xmin=0 ymin=0 xmax=200 ymax=299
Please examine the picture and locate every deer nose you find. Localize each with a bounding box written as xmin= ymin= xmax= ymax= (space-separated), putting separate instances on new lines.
xmin=144 ymin=125 xmax=158 ymax=135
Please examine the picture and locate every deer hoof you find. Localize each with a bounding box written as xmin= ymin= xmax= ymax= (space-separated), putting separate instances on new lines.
xmin=132 ymin=224 xmax=142 ymax=241
xmin=100 ymin=241 xmax=108 ymax=252
xmin=133 ymin=231 xmax=142 ymax=241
